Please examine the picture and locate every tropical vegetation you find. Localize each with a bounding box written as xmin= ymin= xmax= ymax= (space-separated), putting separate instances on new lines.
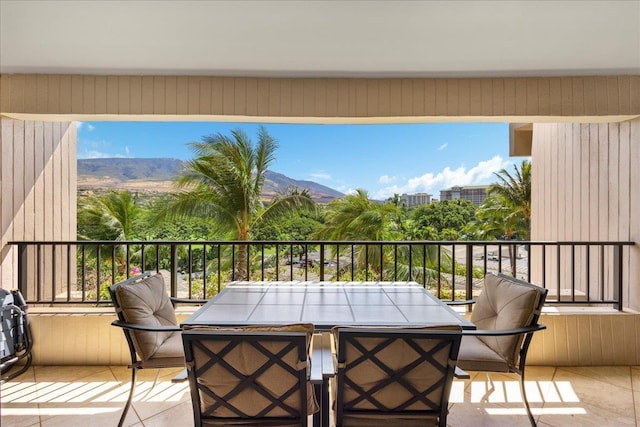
xmin=77 ymin=127 xmax=531 ymax=298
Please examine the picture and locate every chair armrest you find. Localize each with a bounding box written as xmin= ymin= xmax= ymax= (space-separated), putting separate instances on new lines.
xmin=445 ymin=299 xmax=476 ymax=306
xmin=454 ymin=366 xmax=471 ymax=379
xmin=111 ymin=320 xmax=182 ymax=332
xmin=462 ymin=323 xmax=546 ymax=337
xmin=170 ymin=297 xmax=208 ymax=305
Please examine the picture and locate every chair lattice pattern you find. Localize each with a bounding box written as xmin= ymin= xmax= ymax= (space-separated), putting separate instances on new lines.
xmin=334 ymin=328 xmax=461 ymax=425
xmin=183 ymin=331 xmax=309 ymax=426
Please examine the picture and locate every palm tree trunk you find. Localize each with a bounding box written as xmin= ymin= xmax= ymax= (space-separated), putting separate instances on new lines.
xmin=235 ymin=243 xmax=248 ymax=281
xmin=509 ymin=244 xmax=517 ymax=277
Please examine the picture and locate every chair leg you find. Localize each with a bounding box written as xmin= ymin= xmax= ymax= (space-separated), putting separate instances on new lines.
xmin=119 ymin=367 xmax=138 ymax=427
xmin=145 ymin=369 xmax=161 ymax=397
xmin=486 ymin=372 xmax=494 ymax=391
xmin=519 ymin=369 xmax=536 ymax=427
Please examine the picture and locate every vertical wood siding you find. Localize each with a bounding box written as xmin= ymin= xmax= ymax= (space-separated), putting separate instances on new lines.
xmin=531 ymin=119 xmax=640 ymax=311
xmin=2 ymin=74 xmax=639 ymax=119
xmin=0 ymin=118 xmax=77 ymax=293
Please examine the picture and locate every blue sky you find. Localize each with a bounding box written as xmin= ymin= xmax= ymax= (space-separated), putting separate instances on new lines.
xmin=77 ymin=121 xmax=518 ymax=200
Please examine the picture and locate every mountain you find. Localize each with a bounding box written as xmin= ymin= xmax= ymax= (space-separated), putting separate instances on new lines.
xmin=77 ymin=158 xmax=343 ymax=202
xmin=262 ymin=170 xmax=343 ymax=203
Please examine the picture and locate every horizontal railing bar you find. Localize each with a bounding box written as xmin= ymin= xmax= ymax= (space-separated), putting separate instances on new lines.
xmin=8 ymin=240 xmax=637 ymax=245
xmin=8 ymin=240 xmax=634 ymax=310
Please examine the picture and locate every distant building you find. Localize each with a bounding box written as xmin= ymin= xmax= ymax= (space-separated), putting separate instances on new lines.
xmin=399 ymin=192 xmax=432 ymax=208
xmin=439 ymin=185 xmax=490 ymax=206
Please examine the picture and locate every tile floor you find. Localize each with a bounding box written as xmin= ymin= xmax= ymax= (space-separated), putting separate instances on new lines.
xmin=1 ymin=365 xmax=639 ymax=426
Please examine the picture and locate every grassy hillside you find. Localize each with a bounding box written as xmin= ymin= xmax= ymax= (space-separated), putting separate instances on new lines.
xmin=77 ymin=158 xmax=343 ymax=202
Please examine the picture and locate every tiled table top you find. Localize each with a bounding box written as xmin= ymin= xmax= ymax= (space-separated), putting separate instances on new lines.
xmin=183 ymin=281 xmax=475 ymax=330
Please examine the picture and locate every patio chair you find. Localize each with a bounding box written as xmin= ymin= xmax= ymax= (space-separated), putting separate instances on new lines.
xmin=109 ymin=272 xmax=205 ymax=427
xmin=181 ymin=324 xmax=317 ymax=426
xmin=332 ymin=325 xmax=463 ymax=427
xmin=455 ymin=272 xmax=548 ymax=427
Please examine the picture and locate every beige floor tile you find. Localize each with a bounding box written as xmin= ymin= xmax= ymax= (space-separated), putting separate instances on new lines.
xmin=109 ymin=365 xmax=185 ymax=383
xmin=0 ymin=408 xmax=41 ymax=427
xmin=129 ymin=380 xmax=190 ymax=421
xmin=1 ymin=367 xmax=41 ymax=427
xmin=540 ymin=368 xmax=636 ymax=426
xmin=538 ymin=407 xmax=636 ymax=426
xmin=0 ymin=415 xmax=40 ymax=427
xmin=33 ymin=365 xmax=113 ymax=383
xmin=631 ymin=366 xmax=640 ymax=392
xmin=2 ymin=365 xmax=637 ymax=427
xmin=38 ymin=402 xmax=140 ymax=427
xmin=449 ymin=373 xmax=545 ymax=427
xmin=558 ymin=366 xmax=632 ymax=390
xmin=447 ymin=401 xmax=533 ymax=426
xmin=138 ymin=400 xmax=193 ymax=426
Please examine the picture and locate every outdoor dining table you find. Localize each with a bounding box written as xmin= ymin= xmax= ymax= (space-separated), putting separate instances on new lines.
xmin=181 ymin=281 xmax=474 ymax=427
xmin=182 ymin=280 xmax=475 ymax=330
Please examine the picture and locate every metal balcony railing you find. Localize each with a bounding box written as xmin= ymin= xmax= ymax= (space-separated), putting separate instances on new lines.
xmin=8 ymin=240 xmax=635 ymax=310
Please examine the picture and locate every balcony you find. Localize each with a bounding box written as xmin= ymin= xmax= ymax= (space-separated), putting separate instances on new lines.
xmin=4 ymin=239 xmax=639 ymax=368
xmin=2 ymin=365 xmax=638 ymax=426
xmin=2 ymin=239 xmax=639 ymax=426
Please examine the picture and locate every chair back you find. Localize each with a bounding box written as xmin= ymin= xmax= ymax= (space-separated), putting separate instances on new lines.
xmin=182 ymin=328 xmax=314 ymax=426
xmin=109 ymin=272 xmax=178 ymax=362
xmin=333 ymin=326 xmax=462 ymax=426
xmin=471 ymin=273 xmax=548 ymax=369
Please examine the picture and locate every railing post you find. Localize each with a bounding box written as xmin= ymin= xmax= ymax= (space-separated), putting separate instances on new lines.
xmin=17 ymin=244 xmax=28 ymax=300
xmin=613 ymin=244 xmax=623 ymax=311
xmin=465 ymin=245 xmax=473 ymax=310
xmin=319 ymin=243 xmax=325 ymax=281
xmin=170 ymin=243 xmax=178 ymax=297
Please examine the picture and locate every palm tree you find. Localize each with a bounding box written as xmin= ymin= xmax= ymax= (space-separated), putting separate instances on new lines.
xmin=162 ymin=127 xmax=315 ymax=280
xmin=313 ymin=189 xmax=401 ymax=277
xmin=487 ymin=159 xmax=531 ymax=239
xmin=314 ymin=189 xmax=454 ymax=285
xmin=77 ymin=190 xmax=142 ymax=281
xmin=470 ymin=160 xmax=531 ymax=275
xmin=78 ymin=190 xmax=140 ymax=241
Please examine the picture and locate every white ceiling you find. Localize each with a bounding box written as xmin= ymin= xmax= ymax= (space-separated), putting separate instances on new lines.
xmin=1 ymin=0 xmax=639 ymax=78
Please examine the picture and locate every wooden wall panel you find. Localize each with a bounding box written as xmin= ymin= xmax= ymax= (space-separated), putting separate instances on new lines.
xmin=629 ymin=120 xmax=640 ymax=310
xmin=2 ymin=74 xmax=639 ymax=119
xmin=20 ymin=309 xmax=640 ymax=366
xmin=0 ymin=118 xmax=76 ymax=295
xmin=531 ymin=119 xmax=640 ymax=310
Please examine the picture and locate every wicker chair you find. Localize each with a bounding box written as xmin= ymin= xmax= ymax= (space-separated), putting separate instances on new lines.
xmin=109 ymin=272 xmax=205 ymax=427
xmin=332 ymin=326 xmax=463 ymax=427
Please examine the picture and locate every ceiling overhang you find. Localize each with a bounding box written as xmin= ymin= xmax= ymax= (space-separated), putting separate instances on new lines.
xmin=1 ymin=1 xmax=639 ymax=78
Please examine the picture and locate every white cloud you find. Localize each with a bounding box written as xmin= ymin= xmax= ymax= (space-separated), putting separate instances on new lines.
xmin=77 ymin=139 xmax=131 ymax=159
xmin=75 ymin=122 xmax=95 ymax=131
xmin=378 ymin=174 xmax=397 ymax=184
xmin=372 ymin=155 xmax=510 ymax=200
xmin=310 ymin=172 xmax=331 ymax=181
xmin=77 ymin=150 xmax=128 ymax=159
xmin=336 ymin=185 xmax=357 ymax=195
xmin=437 ymin=143 xmax=448 ymax=151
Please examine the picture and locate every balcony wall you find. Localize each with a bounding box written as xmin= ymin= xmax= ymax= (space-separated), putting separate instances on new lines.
xmin=0 ymin=118 xmax=77 ymax=292
xmin=23 ymin=309 xmax=640 ymax=366
xmin=530 ymin=119 xmax=640 ymax=311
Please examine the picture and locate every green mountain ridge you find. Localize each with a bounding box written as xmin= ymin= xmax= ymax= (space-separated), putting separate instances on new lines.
xmin=77 ymin=158 xmax=344 ymax=203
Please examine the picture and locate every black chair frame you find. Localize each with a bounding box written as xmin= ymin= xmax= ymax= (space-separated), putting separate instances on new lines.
xmin=454 ymin=273 xmax=548 ymax=427
xmin=182 ymin=329 xmax=311 ymax=427
xmin=334 ymin=328 xmax=462 ymax=427
xmin=109 ymin=272 xmax=206 ymax=427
